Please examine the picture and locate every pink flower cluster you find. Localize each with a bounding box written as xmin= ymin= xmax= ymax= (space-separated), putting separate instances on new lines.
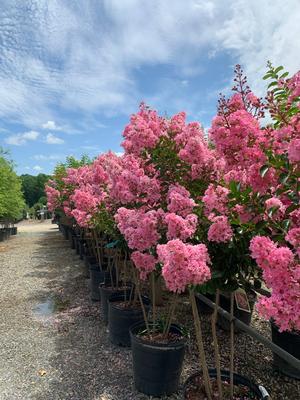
xmin=122 ymin=103 xmax=167 ymax=155
xmin=165 ymin=213 xmax=198 ymax=241
xmin=109 ymin=154 xmax=161 ymax=206
xmin=210 ymin=109 xmax=264 ymax=170
xmin=207 ymin=216 xmax=233 ymax=243
xmin=157 ymin=239 xmax=211 ymax=293
xmin=250 ymin=236 xmax=300 ymax=332
xmin=202 ymin=184 xmax=229 ymax=216
xmin=167 ymin=185 xmax=195 ymax=217
xmin=115 ymin=207 xmax=162 ymax=251
xmin=45 ymin=185 xmax=60 ymax=212
xmin=288 ymin=138 xmax=300 ymax=163
xmin=131 ymin=251 xmax=157 ymax=281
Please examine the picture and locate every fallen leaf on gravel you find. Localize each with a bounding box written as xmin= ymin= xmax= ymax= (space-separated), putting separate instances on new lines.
xmin=38 ymin=369 xmax=47 ymax=376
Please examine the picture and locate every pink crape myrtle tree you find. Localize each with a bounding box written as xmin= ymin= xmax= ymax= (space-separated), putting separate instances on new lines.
xmin=248 ymin=64 xmax=300 ymax=334
xmin=44 ymin=63 xmax=300 ymax=400
xmin=114 ymin=104 xmax=218 ymax=338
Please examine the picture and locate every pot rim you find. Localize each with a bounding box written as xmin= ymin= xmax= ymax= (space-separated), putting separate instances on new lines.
xmin=108 ymin=293 xmax=150 ymax=312
xmin=130 ymin=321 xmax=187 ymax=349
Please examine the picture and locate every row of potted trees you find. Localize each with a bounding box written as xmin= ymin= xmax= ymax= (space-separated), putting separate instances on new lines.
xmin=47 ymin=63 xmax=299 ymax=399
xmin=0 ymin=222 xmax=17 ymax=242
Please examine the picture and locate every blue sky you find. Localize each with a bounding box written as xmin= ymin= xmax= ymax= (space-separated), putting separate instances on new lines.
xmin=0 ymin=0 xmax=299 ymax=175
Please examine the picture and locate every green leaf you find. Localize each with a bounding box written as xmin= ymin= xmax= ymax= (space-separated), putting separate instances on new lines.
xmin=268 ymin=81 xmax=278 ymax=89
xmin=105 ymin=240 xmax=120 ymax=248
xmin=279 ymin=172 xmax=289 ymax=184
xmin=260 ymin=165 xmax=269 ymax=178
xmin=263 ymin=73 xmax=273 ymax=80
xmin=229 ymin=180 xmax=237 ymax=193
xmin=279 ymin=71 xmax=289 ymax=79
xmin=268 ymin=206 xmax=279 ymax=218
xmin=282 ymin=219 xmax=291 ymax=231
xmin=274 ymin=66 xmax=284 ymax=74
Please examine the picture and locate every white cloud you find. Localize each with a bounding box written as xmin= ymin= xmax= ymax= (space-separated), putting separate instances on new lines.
xmin=42 ymin=120 xmax=61 ymax=130
xmin=0 ymin=0 xmax=299 ymax=126
xmin=5 ymin=130 xmax=39 ymax=146
xmin=33 ymin=154 xmax=64 ymax=161
xmin=45 ymin=133 xmax=64 ymax=145
xmin=33 ymin=165 xmax=43 ymax=171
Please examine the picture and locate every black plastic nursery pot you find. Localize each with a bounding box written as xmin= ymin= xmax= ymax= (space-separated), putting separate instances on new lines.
xmin=0 ymin=230 xmax=5 ymax=242
xmin=62 ymin=225 xmax=69 ymax=240
xmin=4 ymin=228 xmax=11 ymax=238
xmin=89 ymin=264 xmax=112 ymax=301
xmin=83 ymin=255 xmax=97 ymax=279
xmin=217 ymin=291 xmax=257 ymax=333
xmin=99 ymin=284 xmax=133 ymax=325
xmin=11 ymin=227 xmax=17 ymax=235
xmin=108 ymin=293 xmax=150 ymax=347
xmin=78 ymin=239 xmax=85 ymax=260
xmin=183 ymin=369 xmax=269 ymax=399
xmin=271 ymin=321 xmax=300 ymax=380
xmin=130 ymin=322 xmax=187 ymax=396
xmin=69 ymin=233 xmax=76 ymax=249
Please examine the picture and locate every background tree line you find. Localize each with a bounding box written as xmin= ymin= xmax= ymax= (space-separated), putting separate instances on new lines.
xmin=0 ymin=149 xmax=25 ymax=221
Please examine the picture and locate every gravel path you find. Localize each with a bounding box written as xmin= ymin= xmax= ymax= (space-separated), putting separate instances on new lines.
xmin=0 ymin=221 xmax=299 ymax=400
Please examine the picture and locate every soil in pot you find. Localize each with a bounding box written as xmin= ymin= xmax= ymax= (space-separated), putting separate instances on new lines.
xmin=108 ymin=293 xmax=150 ymax=347
xmin=217 ymin=291 xmax=256 ymax=333
xmin=184 ymin=369 xmax=269 ymax=400
xmin=99 ymin=284 xmax=133 ymax=325
xmin=271 ymin=321 xmax=300 ymax=380
xmin=130 ymin=322 xmax=187 ymax=396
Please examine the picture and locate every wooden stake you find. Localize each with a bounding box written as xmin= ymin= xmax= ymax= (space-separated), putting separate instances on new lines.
xmin=211 ymin=289 xmax=223 ymax=399
xmin=230 ymin=292 xmax=234 ymax=399
xmin=189 ymin=290 xmax=212 ymax=400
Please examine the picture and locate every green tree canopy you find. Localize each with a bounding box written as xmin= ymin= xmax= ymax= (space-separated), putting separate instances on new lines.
xmin=0 ymin=154 xmax=25 ymax=221
xmin=20 ymin=173 xmax=50 ymax=207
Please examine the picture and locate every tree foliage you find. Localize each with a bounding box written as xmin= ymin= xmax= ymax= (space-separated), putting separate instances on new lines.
xmin=0 ymin=154 xmax=25 ymax=220
xmin=20 ymin=173 xmax=50 ymax=207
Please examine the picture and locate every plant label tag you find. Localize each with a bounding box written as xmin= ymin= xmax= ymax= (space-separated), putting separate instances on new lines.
xmin=234 ymin=289 xmax=251 ymax=313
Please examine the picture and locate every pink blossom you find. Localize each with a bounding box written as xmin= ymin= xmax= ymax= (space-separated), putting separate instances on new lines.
xmin=45 ymin=185 xmax=60 ymax=211
xmin=209 ymin=110 xmax=264 ymax=169
xmin=109 ymin=154 xmax=161 ymax=205
xmin=115 ymin=207 xmax=162 ymax=251
xmin=157 ymin=239 xmax=211 ymax=293
xmin=121 ymin=103 xmax=167 ymax=155
xmin=207 ymin=216 xmax=233 ymax=243
xmin=265 ymin=197 xmax=286 ymax=220
xmin=290 ymin=209 xmax=300 ymax=227
xmin=250 ymin=236 xmax=277 ymax=269
xmin=285 ymin=228 xmax=300 ymax=250
xmin=288 ymin=139 xmax=300 ymax=163
xmin=233 ymin=204 xmax=253 ymax=223
xmin=167 ymin=185 xmax=195 ymax=217
xmin=165 ymin=213 xmax=198 ymax=241
xmin=202 ymin=184 xmax=229 ymax=216
xmin=250 ymin=236 xmax=299 ymax=332
xmin=131 ymin=251 xmax=157 ymax=281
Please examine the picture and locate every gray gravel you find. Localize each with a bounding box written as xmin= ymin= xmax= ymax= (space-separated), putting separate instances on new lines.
xmin=0 ymin=221 xmax=299 ymax=400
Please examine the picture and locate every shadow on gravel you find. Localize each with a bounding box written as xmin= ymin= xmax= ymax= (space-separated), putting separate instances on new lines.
xmin=28 ymin=230 xmax=136 ymax=400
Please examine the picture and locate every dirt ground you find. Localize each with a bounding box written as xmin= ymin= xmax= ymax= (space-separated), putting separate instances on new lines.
xmin=0 ymin=220 xmax=299 ymax=400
